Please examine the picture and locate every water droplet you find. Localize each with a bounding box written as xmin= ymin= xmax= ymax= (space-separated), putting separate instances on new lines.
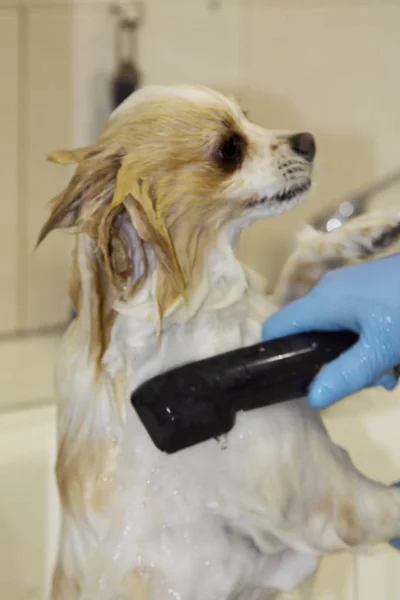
xmin=339 ymin=201 xmax=354 ymax=218
xmin=327 ymin=218 xmax=341 ymax=232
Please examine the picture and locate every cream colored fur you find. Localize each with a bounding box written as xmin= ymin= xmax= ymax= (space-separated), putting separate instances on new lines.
xmin=41 ymin=85 xmax=400 ymax=600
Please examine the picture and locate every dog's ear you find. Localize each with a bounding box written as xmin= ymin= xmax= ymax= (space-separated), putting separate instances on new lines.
xmin=98 ymin=174 xmax=186 ymax=311
xmin=39 ymin=146 xmax=186 ymax=315
xmin=109 ymin=164 xmax=183 ymax=283
xmin=36 ymin=145 xmax=122 ymax=247
xmin=98 ymin=201 xmax=148 ymax=296
xmin=39 ymin=144 xmax=188 ymax=321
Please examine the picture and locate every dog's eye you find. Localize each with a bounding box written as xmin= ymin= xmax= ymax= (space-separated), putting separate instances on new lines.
xmin=217 ymin=133 xmax=245 ymax=172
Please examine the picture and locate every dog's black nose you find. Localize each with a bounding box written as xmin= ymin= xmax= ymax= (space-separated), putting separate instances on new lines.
xmin=289 ymin=132 xmax=316 ymax=162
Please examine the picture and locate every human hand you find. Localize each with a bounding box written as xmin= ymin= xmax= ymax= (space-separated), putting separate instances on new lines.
xmin=262 ymin=253 xmax=400 ymax=409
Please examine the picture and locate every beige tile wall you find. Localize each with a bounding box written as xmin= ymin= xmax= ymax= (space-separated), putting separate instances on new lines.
xmin=0 ymin=9 xmax=20 ymax=334
xmin=23 ymin=6 xmax=75 ymax=330
xmin=0 ymin=3 xmax=75 ymax=337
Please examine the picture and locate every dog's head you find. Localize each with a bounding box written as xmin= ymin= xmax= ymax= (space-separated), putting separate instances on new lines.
xmin=38 ymin=84 xmax=315 ymax=331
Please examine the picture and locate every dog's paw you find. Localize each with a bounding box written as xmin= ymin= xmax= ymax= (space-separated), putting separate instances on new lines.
xmin=329 ymin=210 xmax=400 ymax=259
xmin=275 ymin=211 xmax=400 ymax=306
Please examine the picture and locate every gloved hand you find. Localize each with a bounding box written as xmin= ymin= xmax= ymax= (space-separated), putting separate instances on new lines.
xmin=262 ymin=253 xmax=400 ymax=409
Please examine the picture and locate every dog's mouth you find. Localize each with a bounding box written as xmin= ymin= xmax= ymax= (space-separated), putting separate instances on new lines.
xmin=246 ymin=179 xmax=312 ymax=209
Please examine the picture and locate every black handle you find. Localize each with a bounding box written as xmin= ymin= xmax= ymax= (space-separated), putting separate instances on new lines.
xmin=131 ymin=330 xmax=358 ymax=454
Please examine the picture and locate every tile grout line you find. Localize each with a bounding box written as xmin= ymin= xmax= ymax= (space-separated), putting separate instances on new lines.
xmin=0 ymin=397 xmax=55 ymax=418
xmin=0 ymin=321 xmax=67 ymax=343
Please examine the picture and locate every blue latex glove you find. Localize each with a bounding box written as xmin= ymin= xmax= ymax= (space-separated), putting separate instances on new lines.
xmin=262 ymin=253 xmax=400 ymax=409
